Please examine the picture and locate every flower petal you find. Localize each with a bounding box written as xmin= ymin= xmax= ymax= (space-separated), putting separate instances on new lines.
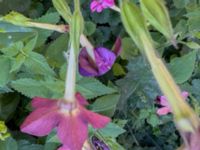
xmin=20 ymin=106 xmax=60 ymax=136
xmin=95 ymin=47 xmax=116 ymax=76
xmin=76 ymin=92 xmax=89 ymax=106
xmin=112 ymin=37 xmax=122 ymax=57
xmin=82 ymin=108 xmax=110 ymax=128
xmin=157 ymin=107 xmax=171 ymax=115
xmin=32 ymin=97 xmax=57 ymax=109
xmin=57 ymin=145 xmax=70 ymax=150
xmin=57 ymin=114 xmax=88 ymax=150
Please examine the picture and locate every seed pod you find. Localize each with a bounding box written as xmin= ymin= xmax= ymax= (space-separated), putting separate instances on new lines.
xmin=52 ymin=0 xmax=72 ymax=23
xmin=120 ymin=0 xmax=152 ymax=51
xmin=140 ymin=0 xmax=176 ymax=47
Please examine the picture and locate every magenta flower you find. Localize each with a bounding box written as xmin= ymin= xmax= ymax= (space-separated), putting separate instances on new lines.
xmin=20 ymin=93 xmax=111 ymax=150
xmin=156 ymin=91 xmax=189 ymax=115
xmin=90 ymin=0 xmax=115 ymax=13
xmin=78 ymin=38 xmax=122 ymax=77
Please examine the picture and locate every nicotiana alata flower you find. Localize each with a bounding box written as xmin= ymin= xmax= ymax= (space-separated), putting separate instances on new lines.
xmin=90 ymin=0 xmax=115 ymax=13
xmin=78 ymin=37 xmax=122 ymax=77
xmin=156 ymin=91 xmax=189 ymax=115
xmin=20 ymin=93 xmax=110 ymax=150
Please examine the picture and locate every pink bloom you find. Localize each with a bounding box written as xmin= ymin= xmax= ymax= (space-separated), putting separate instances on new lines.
xmin=90 ymin=0 xmax=115 ymax=13
xmin=20 ymin=93 xmax=110 ymax=150
xmin=156 ymin=91 xmax=189 ymax=115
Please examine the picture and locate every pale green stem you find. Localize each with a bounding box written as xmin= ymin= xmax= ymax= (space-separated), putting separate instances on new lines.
xmin=28 ymin=22 xmax=68 ymax=33
xmin=141 ymin=34 xmax=199 ymax=131
xmin=80 ymin=34 xmax=95 ymax=61
xmin=111 ymin=5 xmax=121 ymax=12
xmin=64 ymin=44 xmax=76 ymax=102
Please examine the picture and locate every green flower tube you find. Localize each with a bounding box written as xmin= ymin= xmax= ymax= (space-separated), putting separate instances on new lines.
xmin=121 ymin=0 xmax=200 ymax=133
xmin=140 ymin=0 xmax=176 ymax=47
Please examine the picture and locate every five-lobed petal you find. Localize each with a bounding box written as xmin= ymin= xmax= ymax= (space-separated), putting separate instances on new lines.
xmin=20 ymin=93 xmax=110 ymax=150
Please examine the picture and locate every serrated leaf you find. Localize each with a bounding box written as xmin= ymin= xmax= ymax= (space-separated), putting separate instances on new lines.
xmin=91 ymin=94 xmax=120 ymax=117
xmin=24 ymin=52 xmax=55 ymax=76
xmin=168 ymin=50 xmax=197 ymax=84
xmin=84 ymin=21 xmax=96 ymax=36
xmin=76 ymin=78 xmax=117 ymax=99
xmin=11 ymin=78 xmax=54 ymax=98
xmin=0 ymin=41 xmax=23 ymax=57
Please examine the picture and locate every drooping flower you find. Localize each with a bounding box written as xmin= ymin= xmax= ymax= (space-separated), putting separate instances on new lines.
xmin=156 ymin=91 xmax=189 ymax=115
xmin=20 ymin=93 xmax=110 ymax=150
xmin=78 ymin=37 xmax=122 ymax=77
xmin=90 ymin=0 xmax=115 ymax=13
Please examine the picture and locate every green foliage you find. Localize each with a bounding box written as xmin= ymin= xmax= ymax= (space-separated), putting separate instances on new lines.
xmin=168 ymin=50 xmax=197 ymax=84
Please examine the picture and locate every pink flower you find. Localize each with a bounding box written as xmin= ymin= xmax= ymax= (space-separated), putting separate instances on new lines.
xmin=20 ymin=93 xmax=111 ymax=150
xmin=156 ymin=91 xmax=189 ymax=115
xmin=90 ymin=0 xmax=115 ymax=13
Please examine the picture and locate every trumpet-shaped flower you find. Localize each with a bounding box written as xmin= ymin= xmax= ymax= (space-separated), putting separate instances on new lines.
xmin=78 ymin=37 xmax=122 ymax=77
xmin=156 ymin=91 xmax=189 ymax=115
xmin=90 ymin=0 xmax=115 ymax=13
xmin=20 ymin=93 xmax=110 ymax=150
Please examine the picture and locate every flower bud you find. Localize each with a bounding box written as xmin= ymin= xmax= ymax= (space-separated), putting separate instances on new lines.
xmin=52 ymin=0 xmax=72 ymax=23
xmin=140 ymin=0 xmax=176 ymax=47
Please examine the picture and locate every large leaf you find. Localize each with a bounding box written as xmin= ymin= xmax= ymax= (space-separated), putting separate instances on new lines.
xmin=76 ymin=78 xmax=117 ymax=99
xmin=168 ymin=50 xmax=197 ymax=84
xmin=91 ymin=94 xmax=120 ymax=117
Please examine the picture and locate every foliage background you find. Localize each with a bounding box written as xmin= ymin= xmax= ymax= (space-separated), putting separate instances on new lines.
xmin=1 ymin=0 xmax=200 ymax=149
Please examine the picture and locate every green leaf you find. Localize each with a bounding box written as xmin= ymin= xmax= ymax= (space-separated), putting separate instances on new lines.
xmin=11 ymin=78 xmax=55 ymax=98
xmin=99 ymin=122 xmax=126 ymax=138
xmin=112 ymin=63 xmax=126 ymax=76
xmin=0 ymin=93 xmax=20 ymax=121
xmin=24 ymin=52 xmax=55 ymax=76
xmin=2 ymin=11 xmax=31 ymax=27
xmin=45 ymin=34 xmax=69 ymax=68
xmin=84 ymin=21 xmax=96 ymax=36
xmin=0 ymin=41 xmax=23 ymax=57
xmin=173 ymin=0 xmax=190 ymax=8
xmin=18 ymin=140 xmax=44 ymax=150
xmin=184 ymin=41 xmax=200 ymax=49
xmin=168 ymin=50 xmax=197 ymax=84
xmin=0 ymin=57 xmax=12 ymax=87
xmin=91 ymin=94 xmax=120 ymax=117
xmin=76 ymin=78 xmax=117 ymax=99
xmin=121 ymin=37 xmax=139 ymax=60
xmin=0 ymin=137 xmax=18 ymax=150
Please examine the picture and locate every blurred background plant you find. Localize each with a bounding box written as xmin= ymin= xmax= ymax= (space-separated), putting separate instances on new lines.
xmin=1 ymin=0 xmax=200 ymax=150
